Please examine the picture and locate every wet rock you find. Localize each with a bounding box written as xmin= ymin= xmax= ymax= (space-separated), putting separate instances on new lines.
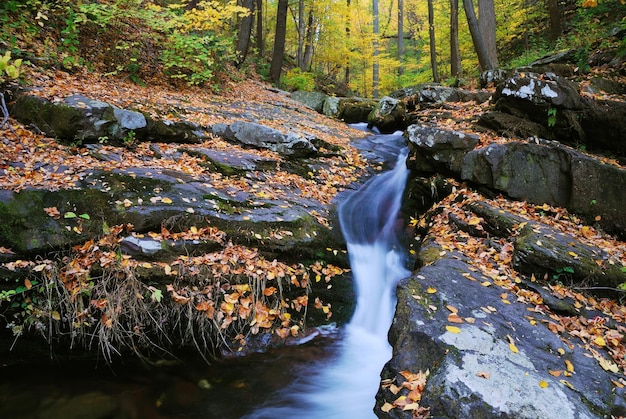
xmin=322 ymin=96 xmax=340 ymax=117
xmin=479 ymin=68 xmax=510 ymax=88
xmin=120 ymin=236 xmax=222 ymax=262
xmin=181 ymin=146 xmax=279 ymax=175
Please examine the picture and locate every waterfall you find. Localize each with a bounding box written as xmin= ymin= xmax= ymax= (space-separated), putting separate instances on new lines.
xmin=246 ymin=131 xmax=410 ymax=418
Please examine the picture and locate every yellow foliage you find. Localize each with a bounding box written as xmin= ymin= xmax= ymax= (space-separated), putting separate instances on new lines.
xmin=174 ymin=0 xmax=250 ymax=33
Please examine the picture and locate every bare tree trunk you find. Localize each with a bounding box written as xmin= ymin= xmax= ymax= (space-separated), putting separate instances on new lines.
xmin=345 ymin=0 xmax=351 ymax=84
xmin=235 ymin=0 xmax=256 ymax=67
xmin=373 ymin=0 xmax=379 ymax=98
xmin=478 ymin=0 xmax=498 ymax=68
xmin=548 ymin=0 xmax=562 ymax=41
xmin=256 ymin=0 xmax=264 ymax=57
xmin=462 ymin=0 xmax=493 ymax=71
xmin=428 ymin=0 xmax=440 ymax=82
xmin=398 ymin=0 xmax=404 ymax=76
xmin=297 ymin=0 xmax=305 ymax=69
xmin=450 ymin=0 xmax=462 ymax=79
xmin=270 ymin=0 xmax=288 ymax=85
xmin=303 ymin=11 xmax=315 ymax=70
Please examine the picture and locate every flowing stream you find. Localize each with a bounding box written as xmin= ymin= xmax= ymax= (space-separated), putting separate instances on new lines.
xmin=246 ymin=128 xmax=410 ymax=418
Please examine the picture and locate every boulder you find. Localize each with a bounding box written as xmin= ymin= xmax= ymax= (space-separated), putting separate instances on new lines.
xmin=375 ymin=202 xmax=626 ymax=418
xmin=405 ymin=124 xmax=480 ymax=175
xmin=322 ymin=96 xmax=340 ymax=117
xmin=210 ymin=121 xmax=318 ymax=158
xmin=367 ymin=96 xmax=406 ymax=134
xmin=461 ymin=140 xmax=626 ymax=237
xmin=290 ymin=90 xmax=329 ymax=113
xmin=336 ymin=98 xmax=378 ymax=123
xmin=10 ymin=92 xmax=204 ymax=144
xmin=484 ymin=73 xmax=626 ymax=157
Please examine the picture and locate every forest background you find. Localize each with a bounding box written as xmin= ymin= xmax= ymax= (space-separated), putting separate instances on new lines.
xmin=1 ymin=0 xmax=625 ymax=99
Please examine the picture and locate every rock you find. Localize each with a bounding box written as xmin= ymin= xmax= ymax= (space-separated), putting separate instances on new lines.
xmin=367 ymin=96 xmax=406 ymax=134
xmin=467 ymin=201 xmax=626 ymax=290
xmin=461 ymin=140 xmax=626 ymax=238
xmin=210 ymin=121 xmax=318 ymax=158
xmin=337 ymin=98 xmax=378 ymax=123
xmin=391 ymin=84 xmax=491 ymax=105
xmin=486 ymin=73 xmax=626 ymax=157
xmin=322 ymin=96 xmax=340 ymax=117
xmin=477 ymin=110 xmax=551 ymax=139
xmin=376 ymin=237 xmax=625 ymax=418
xmin=120 ymin=235 xmax=222 ymax=262
xmin=405 ymin=124 xmax=480 ymax=175
xmin=290 ymin=90 xmax=329 ymax=113
xmin=182 ymin=146 xmax=279 ymax=175
xmin=10 ymin=92 xmax=204 ymax=144
xmin=479 ymin=68 xmax=510 ymax=88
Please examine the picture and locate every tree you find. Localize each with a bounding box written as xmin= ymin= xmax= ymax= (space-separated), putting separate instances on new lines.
xmin=270 ymin=0 xmax=289 ymax=85
xmin=548 ymin=0 xmax=562 ymax=41
xmin=235 ymin=0 xmax=256 ymax=67
xmin=398 ymin=0 xmax=404 ymax=75
xmin=297 ymin=0 xmax=305 ymax=69
xmin=450 ymin=0 xmax=462 ymax=79
xmin=462 ymin=0 xmax=493 ymax=71
xmin=256 ymin=0 xmax=264 ymax=57
xmin=428 ymin=0 xmax=440 ymax=82
xmin=373 ymin=0 xmax=380 ymax=98
xmin=478 ymin=0 xmax=498 ymax=68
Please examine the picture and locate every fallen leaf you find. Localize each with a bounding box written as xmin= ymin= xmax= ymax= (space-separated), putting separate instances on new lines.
xmin=426 ymin=287 xmax=437 ymax=294
xmin=564 ymin=359 xmax=575 ymax=373
xmin=548 ymin=369 xmax=563 ymax=377
xmin=445 ymin=325 xmax=461 ymax=334
xmin=539 ymin=380 xmax=549 ymax=388
xmin=381 ymin=402 xmax=395 ymax=413
xmin=448 ymin=313 xmax=464 ymax=324
xmin=593 ymin=336 xmax=606 ymax=347
xmin=476 ymin=371 xmax=490 ymax=379
xmin=162 ymin=197 xmax=173 ymax=204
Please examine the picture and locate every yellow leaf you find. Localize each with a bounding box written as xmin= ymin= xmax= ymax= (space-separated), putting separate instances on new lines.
xmin=560 ymin=380 xmax=575 ymax=390
xmin=509 ymin=342 xmax=519 ymax=353
xmin=582 ymin=0 xmax=597 ymax=7
xmin=162 ymin=197 xmax=173 ymax=204
xmin=480 ymin=281 xmax=492 ymax=287
xmin=539 ymin=380 xmax=549 ymax=388
xmin=599 ymin=357 xmax=620 ymax=373
xmin=445 ymin=325 xmax=461 ymax=334
xmin=467 ymin=216 xmax=482 ymax=226
xmin=426 ymin=287 xmax=437 ymax=294
xmin=557 ymin=348 xmax=565 ymax=356
xmin=593 ymin=336 xmax=606 ymax=347
xmin=565 ymin=359 xmax=575 ymax=373
xmin=381 ymin=402 xmax=395 ymax=413
xmin=51 ymin=311 xmax=61 ymax=321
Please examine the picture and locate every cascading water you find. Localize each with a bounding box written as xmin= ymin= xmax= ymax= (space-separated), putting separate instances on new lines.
xmin=246 ymin=129 xmax=410 ymax=418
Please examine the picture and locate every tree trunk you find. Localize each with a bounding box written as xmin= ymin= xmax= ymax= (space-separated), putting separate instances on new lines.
xmin=297 ymin=0 xmax=305 ymax=69
xmin=428 ymin=0 xmax=440 ymax=82
xmin=373 ymin=0 xmax=379 ymax=98
xmin=235 ymin=0 xmax=256 ymax=67
xmin=450 ymin=0 xmax=462 ymax=79
xmin=303 ymin=11 xmax=315 ymax=71
xmin=478 ymin=0 xmax=498 ymax=68
xmin=256 ymin=0 xmax=264 ymax=57
xmin=462 ymin=0 xmax=493 ymax=71
xmin=548 ymin=0 xmax=562 ymax=41
xmin=345 ymin=0 xmax=351 ymax=85
xmin=270 ymin=0 xmax=288 ymax=86
xmin=398 ymin=0 xmax=404 ymax=76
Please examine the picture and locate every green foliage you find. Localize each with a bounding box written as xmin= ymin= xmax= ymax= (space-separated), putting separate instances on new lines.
xmin=282 ymin=68 xmax=316 ymax=91
xmin=547 ymin=107 xmax=557 ymax=128
xmin=0 ymin=51 xmax=22 ymax=85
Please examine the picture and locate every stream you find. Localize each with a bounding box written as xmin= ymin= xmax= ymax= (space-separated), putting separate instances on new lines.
xmin=0 ymin=128 xmax=410 ymax=419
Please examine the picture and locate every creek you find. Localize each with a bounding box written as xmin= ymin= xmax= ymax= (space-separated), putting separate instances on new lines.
xmin=0 ymin=128 xmax=410 ymax=419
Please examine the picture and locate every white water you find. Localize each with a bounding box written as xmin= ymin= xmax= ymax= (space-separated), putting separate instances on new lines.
xmin=246 ymin=131 xmax=410 ymax=418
